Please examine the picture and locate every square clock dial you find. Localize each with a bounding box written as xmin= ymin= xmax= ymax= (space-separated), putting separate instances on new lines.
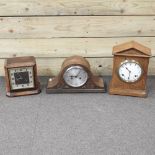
xmin=9 ymin=67 xmax=34 ymax=90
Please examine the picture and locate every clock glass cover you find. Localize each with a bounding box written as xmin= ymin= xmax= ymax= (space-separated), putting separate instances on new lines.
xmin=63 ymin=66 xmax=88 ymax=87
xmin=118 ymin=60 xmax=142 ymax=83
xmin=9 ymin=67 xmax=34 ymax=90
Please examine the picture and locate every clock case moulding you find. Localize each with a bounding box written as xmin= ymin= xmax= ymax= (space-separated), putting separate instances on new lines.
xmin=4 ymin=56 xmax=41 ymax=97
xmin=109 ymin=41 xmax=152 ymax=97
xmin=46 ymin=55 xmax=106 ymax=93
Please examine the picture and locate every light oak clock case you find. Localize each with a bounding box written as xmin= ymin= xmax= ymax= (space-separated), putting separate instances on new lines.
xmin=46 ymin=55 xmax=106 ymax=93
xmin=109 ymin=41 xmax=151 ymax=97
xmin=4 ymin=56 xmax=41 ymax=97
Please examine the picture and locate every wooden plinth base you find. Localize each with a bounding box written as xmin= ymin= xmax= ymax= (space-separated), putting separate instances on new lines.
xmin=6 ymin=88 xmax=41 ymax=97
xmin=46 ymin=87 xmax=106 ymax=94
xmin=46 ymin=77 xmax=106 ymax=94
xmin=109 ymin=87 xmax=147 ymax=98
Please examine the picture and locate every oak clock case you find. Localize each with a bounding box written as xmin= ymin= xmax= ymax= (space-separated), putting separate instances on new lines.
xmin=4 ymin=56 xmax=41 ymax=97
xmin=46 ymin=55 xmax=106 ymax=93
xmin=109 ymin=41 xmax=151 ymax=97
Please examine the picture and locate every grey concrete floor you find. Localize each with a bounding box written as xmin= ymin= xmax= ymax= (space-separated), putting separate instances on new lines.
xmin=0 ymin=76 xmax=155 ymax=155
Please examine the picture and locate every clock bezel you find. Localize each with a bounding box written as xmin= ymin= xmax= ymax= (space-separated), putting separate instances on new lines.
xmin=63 ymin=65 xmax=89 ymax=88
xmin=117 ymin=59 xmax=143 ymax=83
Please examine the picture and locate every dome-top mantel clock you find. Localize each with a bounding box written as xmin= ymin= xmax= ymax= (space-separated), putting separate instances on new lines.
xmin=109 ymin=41 xmax=151 ymax=97
xmin=46 ymin=55 xmax=106 ymax=93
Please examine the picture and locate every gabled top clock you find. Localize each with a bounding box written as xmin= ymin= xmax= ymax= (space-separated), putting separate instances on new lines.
xmin=109 ymin=41 xmax=151 ymax=97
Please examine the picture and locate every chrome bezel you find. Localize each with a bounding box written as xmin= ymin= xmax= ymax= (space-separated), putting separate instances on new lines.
xmin=118 ymin=60 xmax=143 ymax=83
xmin=63 ymin=65 xmax=88 ymax=88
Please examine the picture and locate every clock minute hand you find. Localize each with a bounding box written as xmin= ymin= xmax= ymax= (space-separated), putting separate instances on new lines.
xmin=75 ymin=70 xmax=81 ymax=78
xmin=125 ymin=67 xmax=131 ymax=80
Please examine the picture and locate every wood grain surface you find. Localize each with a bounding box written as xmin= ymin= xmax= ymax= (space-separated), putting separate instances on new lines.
xmin=0 ymin=38 xmax=154 ymax=58
xmin=0 ymin=0 xmax=155 ymax=16
xmin=0 ymin=16 xmax=155 ymax=38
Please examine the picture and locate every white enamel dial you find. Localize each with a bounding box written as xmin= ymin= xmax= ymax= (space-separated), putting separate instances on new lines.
xmin=118 ymin=60 xmax=142 ymax=83
xmin=63 ymin=66 xmax=88 ymax=87
xmin=9 ymin=67 xmax=34 ymax=90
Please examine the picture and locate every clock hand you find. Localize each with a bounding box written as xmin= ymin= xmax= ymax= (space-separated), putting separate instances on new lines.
xmin=125 ymin=67 xmax=131 ymax=73
xmin=16 ymin=73 xmax=22 ymax=80
xmin=77 ymin=70 xmax=81 ymax=76
xmin=125 ymin=67 xmax=132 ymax=80
xmin=128 ymin=72 xmax=131 ymax=80
xmin=70 ymin=75 xmax=75 ymax=79
xmin=75 ymin=70 xmax=81 ymax=78
xmin=19 ymin=75 xmax=22 ymax=80
xmin=24 ymin=77 xmax=28 ymax=82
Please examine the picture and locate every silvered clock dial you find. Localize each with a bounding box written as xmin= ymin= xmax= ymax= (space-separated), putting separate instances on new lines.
xmin=63 ymin=66 xmax=88 ymax=87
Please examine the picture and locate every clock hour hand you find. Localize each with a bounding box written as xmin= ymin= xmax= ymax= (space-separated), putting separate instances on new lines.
xmin=125 ymin=67 xmax=131 ymax=73
xmin=16 ymin=73 xmax=23 ymax=80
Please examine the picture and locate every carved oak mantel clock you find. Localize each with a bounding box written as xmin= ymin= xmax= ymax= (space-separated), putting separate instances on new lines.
xmin=4 ymin=56 xmax=41 ymax=97
xmin=109 ymin=41 xmax=151 ymax=97
xmin=46 ymin=55 xmax=106 ymax=93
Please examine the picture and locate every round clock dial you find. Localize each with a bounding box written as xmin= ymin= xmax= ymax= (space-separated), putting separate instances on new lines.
xmin=118 ymin=60 xmax=143 ymax=83
xmin=63 ymin=66 xmax=88 ymax=87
